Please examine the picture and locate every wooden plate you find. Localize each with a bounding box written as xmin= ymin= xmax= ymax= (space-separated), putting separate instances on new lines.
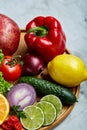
xmin=0 ymin=30 xmax=80 ymax=130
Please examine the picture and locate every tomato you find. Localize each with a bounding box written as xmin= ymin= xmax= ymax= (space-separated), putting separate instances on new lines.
xmin=1 ymin=120 xmax=12 ymax=130
xmin=9 ymin=115 xmax=19 ymax=123
xmin=1 ymin=115 xmax=22 ymax=130
xmin=0 ymin=56 xmax=22 ymax=81
xmin=14 ymin=122 xmax=22 ymax=130
xmin=1 ymin=124 xmax=12 ymax=130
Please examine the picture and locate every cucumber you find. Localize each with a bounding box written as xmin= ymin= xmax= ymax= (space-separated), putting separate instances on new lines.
xmin=18 ymin=76 xmax=77 ymax=105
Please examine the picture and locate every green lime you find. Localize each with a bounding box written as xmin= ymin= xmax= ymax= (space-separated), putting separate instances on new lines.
xmin=20 ymin=105 xmax=44 ymax=130
xmin=40 ymin=94 xmax=62 ymax=116
xmin=37 ymin=101 xmax=56 ymax=126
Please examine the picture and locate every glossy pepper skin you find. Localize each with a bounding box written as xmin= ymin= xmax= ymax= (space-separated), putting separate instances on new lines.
xmin=25 ymin=16 xmax=66 ymax=63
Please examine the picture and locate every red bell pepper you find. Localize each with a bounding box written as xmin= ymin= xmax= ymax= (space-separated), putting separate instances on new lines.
xmin=25 ymin=16 xmax=66 ymax=63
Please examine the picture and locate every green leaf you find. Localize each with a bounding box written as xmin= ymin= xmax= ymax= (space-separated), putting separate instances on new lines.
xmin=0 ymin=49 xmax=4 ymax=65
xmin=10 ymin=105 xmax=26 ymax=118
xmin=0 ymin=72 xmax=12 ymax=95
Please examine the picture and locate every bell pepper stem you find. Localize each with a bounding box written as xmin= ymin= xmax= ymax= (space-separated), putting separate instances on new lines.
xmin=27 ymin=26 xmax=48 ymax=37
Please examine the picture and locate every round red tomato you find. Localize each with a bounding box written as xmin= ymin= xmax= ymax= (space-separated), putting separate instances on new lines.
xmin=1 ymin=56 xmax=22 ymax=81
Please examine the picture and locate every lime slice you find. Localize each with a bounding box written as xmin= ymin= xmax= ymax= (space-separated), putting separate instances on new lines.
xmin=40 ymin=94 xmax=62 ymax=116
xmin=37 ymin=101 xmax=56 ymax=126
xmin=20 ymin=105 xmax=44 ymax=130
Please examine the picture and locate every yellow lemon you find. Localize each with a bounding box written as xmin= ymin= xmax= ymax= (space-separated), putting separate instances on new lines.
xmin=47 ymin=54 xmax=87 ymax=87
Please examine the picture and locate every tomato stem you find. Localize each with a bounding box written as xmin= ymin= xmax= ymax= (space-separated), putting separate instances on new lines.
xmin=6 ymin=55 xmax=22 ymax=67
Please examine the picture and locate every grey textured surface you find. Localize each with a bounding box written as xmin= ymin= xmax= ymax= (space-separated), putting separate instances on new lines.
xmin=0 ymin=0 xmax=87 ymax=130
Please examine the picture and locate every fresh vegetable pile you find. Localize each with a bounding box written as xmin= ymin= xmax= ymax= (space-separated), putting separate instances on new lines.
xmin=0 ymin=14 xmax=87 ymax=130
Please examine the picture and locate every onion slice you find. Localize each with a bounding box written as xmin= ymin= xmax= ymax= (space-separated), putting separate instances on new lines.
xmin=7 ymin=83 xmax=37 ymax=110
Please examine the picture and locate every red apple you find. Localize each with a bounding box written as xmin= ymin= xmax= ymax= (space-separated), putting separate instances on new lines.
xmin=0 ymin=14 xmax=20 ymax=55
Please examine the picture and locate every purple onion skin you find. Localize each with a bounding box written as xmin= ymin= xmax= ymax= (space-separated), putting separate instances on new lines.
xmin=22 ymin=53 xmax=45 ymax=76
xmin=7 ymin=83 xmax=37 ymax=110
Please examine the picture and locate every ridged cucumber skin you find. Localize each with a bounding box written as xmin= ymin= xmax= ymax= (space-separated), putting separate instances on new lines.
xmin=18 ymin=76 xmax=77 ymax=105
